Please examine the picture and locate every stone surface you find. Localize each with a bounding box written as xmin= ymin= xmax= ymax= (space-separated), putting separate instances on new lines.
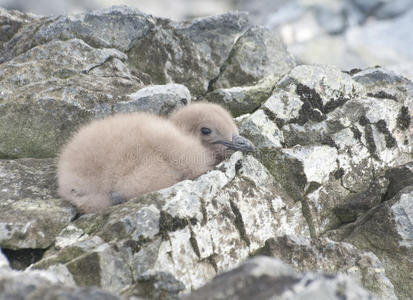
xmin=0 ymin=8 xmax=36 ymax=49
xmin=206 ymin=75 xmax=278 ymax=117
xmin=0 ymin=159 xmax=76 ymax=250
xmin=256 ymin=235 xmax=396 ymax=299
xmin=210 ymin=26 xmax=295 ymax=90
xmin=30 ymin=152 xmax=308 ymax=296
xmin=183 ymin=256 xmax=375 ymax=300
xmin=120 ymin=84 xmax=191 ymax=115
xmin=0 ymin=6 xmax=294 ymax=158
xmin=0 ymin=264 xmax=121 ymax=300
xmin=327 ymin=162 xmax=413 ymax=299
xmin=1 ymin=5 xmax=413 ymax=300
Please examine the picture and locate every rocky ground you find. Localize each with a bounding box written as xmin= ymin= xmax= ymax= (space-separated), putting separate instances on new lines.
xmin=0 ymin=5 xmax=412 ymax=300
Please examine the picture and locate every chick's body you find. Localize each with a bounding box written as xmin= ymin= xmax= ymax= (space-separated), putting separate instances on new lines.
xmin=57 ymin=103 xmax=254 ymax=213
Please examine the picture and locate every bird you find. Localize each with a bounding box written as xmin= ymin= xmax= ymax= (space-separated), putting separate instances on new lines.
xmin=57 ymin=102 xmax=255 ymax=213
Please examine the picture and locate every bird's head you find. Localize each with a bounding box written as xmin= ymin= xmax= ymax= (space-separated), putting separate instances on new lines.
xmin=170 ymin=102 xmax=255 ymax=163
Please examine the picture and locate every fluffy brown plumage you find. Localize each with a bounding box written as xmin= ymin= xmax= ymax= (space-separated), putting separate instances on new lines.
xmin=57 ymin=102 xmax=255 ymax=213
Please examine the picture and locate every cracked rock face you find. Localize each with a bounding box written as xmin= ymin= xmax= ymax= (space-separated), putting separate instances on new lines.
xmin=183 ymin=256 xmax=375 ymax=300
xmin=29 ymin=152 xmax=308 ymax=295
xmin=1 ymin=5 xmax=413 ymax=300
xmin=0 ymin=6 xmax=294 ymax=159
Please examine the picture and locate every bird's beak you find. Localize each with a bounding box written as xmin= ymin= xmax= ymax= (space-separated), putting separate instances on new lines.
xmin=215 ymin=134 xmax=255 ymax=153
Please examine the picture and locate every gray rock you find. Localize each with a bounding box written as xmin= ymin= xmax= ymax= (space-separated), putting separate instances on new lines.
xmin=0 ymin=38 xmax=142 ymax=158
xmin=0 ymin=266 xmax=120 ymax=300
xmin=238 ymin=109 xmax=283 ymax=149
xmin=0 ymin=6 xmax=156 ymax=62
xmin=0 ymin=8 xmax=36 ymax=48
xmin=123 ymin=271 xmax=185 ymax=300
xmin=256 ymin=235 xmax=396 ymax=299
xmin=328 ymin=162 xmax=413 ymax=299
xmin=0 ymin=159 xmax=76 ymax=249
xmin=211 ymin=26 xmax=295 ymax=90
xmin=127 ymin=11 xmax=253 ymax=96
xmin=249 ymin=64 xmax=413 ymax=238
xmin=183 ymin=256 xmax=375 ymax=300
xmin=117 ymin=84 xmax=191 ymax=115
xmin=206 ymin=75 xmax=278 ymax=117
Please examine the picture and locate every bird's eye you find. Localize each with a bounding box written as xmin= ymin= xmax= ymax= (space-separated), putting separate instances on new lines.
xmin=200 ymin=127 xmax=211 ymax=135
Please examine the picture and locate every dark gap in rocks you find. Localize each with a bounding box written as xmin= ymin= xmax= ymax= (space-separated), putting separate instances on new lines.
xmin=189 ymin=230 xmax=201 ymax=258
xmin=397 ymin=106 xmax=411 ymax=130
xmin=343 ymin=68 xmax=362 ymax=76
xmin=199 ymin=197 xmax=208 ymax=226
xmin=333 ymin=167 xmax=345 ymax=180
xmin=262 ymin=107 xmax=285 ymax=129
xmin=358 ymin=115 xmax=369 ymax=126
xmin=367 ymin=91 xmax=397 ymax=100
xmin=159 ymin=211 xmax=189 ymax=238
xmin=123 ymin=240 xmax=141 ymax=254
xmin=296 ymin=83 xmax=323 ymax=112
xmin=363 ymin=124 xmax=377 ymax=156
xmin=292 ymin=83 xmax=326 ymax=125
xmin=333 ymin=178 xmax=387 ymax=224
xmin=305 ymin=182 xmax=321 ymax=195
xmin=383 ymin=165 xmax=413 ymax=201
xmin=229 ymin=199 xmax=250 ymax=246
xmin=350 ymin=126 xmax=362 ymax=141
xmin=207 ymin=255 xmax=218 ymax=273
xmin=323 ymin=92 xmax=351 ymax=114
xmin=375 ymin=120 xmax=397 ymax=148
xmin=2 ymin=248 xmax=47 ymax=270
xmin=131 ymin=272 xmax=185 ymax=300
xmin=262 ymin=107 xmax=277 ymax=121
xmin=235 ymin=159 xmax=243 ymax=174
xmin=321 ymin=135 xmax=338 ymax=148
xmin=376 ymin=119 xmax=388 ymax=133
xmin=300 ymin=197 xmax=316 ymax=238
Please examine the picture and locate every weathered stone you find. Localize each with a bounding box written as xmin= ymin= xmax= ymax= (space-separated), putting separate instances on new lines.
xmin=0 ymin=38 xmax=142 ymax=158
xmin=31 ymin=152 xmax=308 ymax=294
xmin=1 ymin=5 xmax=413 ymax=300
xmin=0 ymin=8 xmax=36 ymax=48
xmin=118 ymin=84 xmax=191 ymax=115
xmin=127 ymin=11 xmax=251 ymax=96
xmin=183 ymin=256 xmax=375 ymax=300
xmin=329 ymin=179 xmax=413 ymax=299
xmin=255 ymin=235 xmax=396 ymax=299
xmin=123 ymin=271 xmax=185 ymax=300
xmin=0 ymin=266 xmax=120 ymax=300
xmin=238 ymin=109 xmax=283 ymax=149
xmin=0 ymin=6 xmax=156 ymax=63
xmin=0 ymin=159 xmax=76 ymax=249
xmin=206 ymin=75 xmax=277 ymax=117
xmin=211 ymin=26 xmax=295 ymax=90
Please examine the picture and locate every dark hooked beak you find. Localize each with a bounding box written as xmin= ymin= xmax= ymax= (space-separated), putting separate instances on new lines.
xmin=215 ymin=134 xmax=255 ymax=153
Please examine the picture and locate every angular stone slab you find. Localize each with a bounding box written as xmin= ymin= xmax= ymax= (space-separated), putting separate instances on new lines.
xmin=0 ymin=159 xmax=76 ymax=249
